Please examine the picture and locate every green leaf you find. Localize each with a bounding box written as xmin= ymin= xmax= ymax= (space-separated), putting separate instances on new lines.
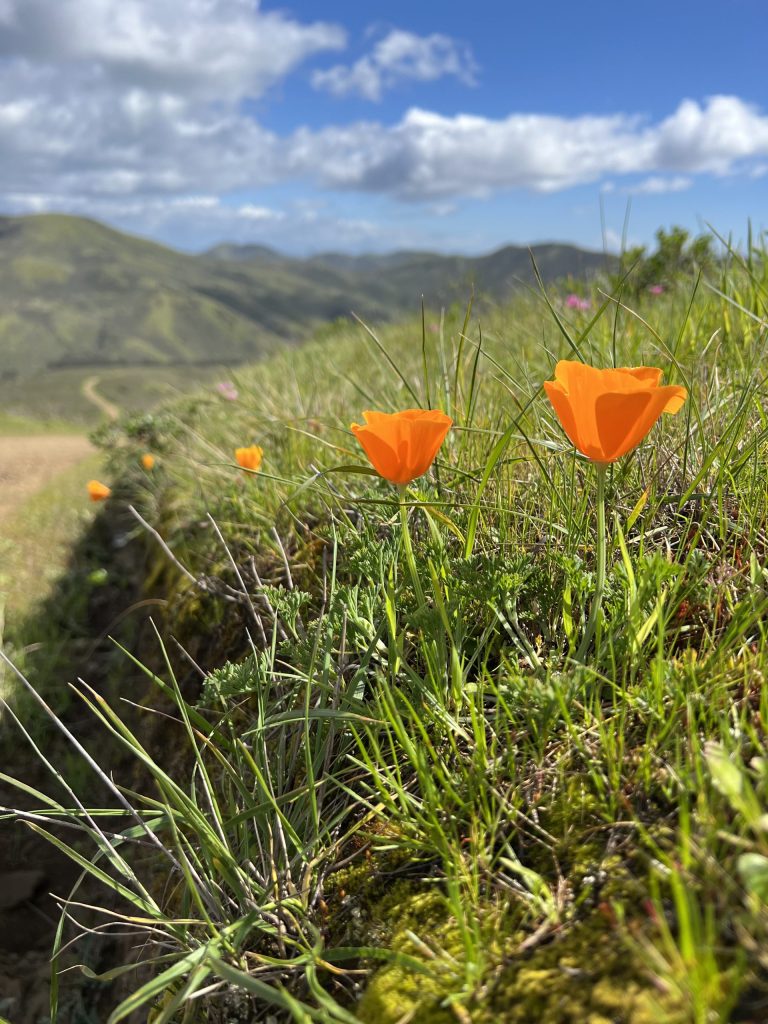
xmin=704 ymin=742 xmax=744 ymax=807
xmin=738 ymin=853 xmax=768 ymax=902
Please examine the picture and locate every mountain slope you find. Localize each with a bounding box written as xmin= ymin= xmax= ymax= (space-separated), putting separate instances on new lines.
xmin=0 ymin=214 xmax=610 ymax=378
xmin=0 ymin=214 xmax=365 ymax=377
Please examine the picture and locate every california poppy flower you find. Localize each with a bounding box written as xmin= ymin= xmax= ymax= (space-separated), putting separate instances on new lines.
xmin=87 ymin=480 xmax=111 ymax=502
xmin=235 ymin=445 xmax=263 ymax=472
xmin=544 ymin=361 xmax=687 ymax=464
xmin=141 ymin=453 xmax=155 ymax=470
xmin=351 ymin=409 xmax=453 ymax=486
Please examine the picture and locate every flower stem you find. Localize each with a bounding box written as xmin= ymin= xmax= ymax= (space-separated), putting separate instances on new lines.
xmin=399 ymin=488 xmax=425 ymax=607
xmin=576 ymin=463 xmax=607 ymax=662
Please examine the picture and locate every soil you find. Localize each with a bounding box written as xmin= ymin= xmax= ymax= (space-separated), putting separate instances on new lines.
xmin=80 ymin=376 xmax=119 ymax=423
xmin=0 ymin=435 xmax=94 ymax=525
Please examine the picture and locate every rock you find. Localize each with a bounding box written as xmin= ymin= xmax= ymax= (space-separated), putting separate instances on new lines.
xmin=0 ymin=871 xmax=46 ymax=911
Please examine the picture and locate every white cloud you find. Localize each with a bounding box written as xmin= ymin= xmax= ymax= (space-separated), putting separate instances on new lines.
xmin=286 ymin=98 xmax=768 ymax=199
xmin=312 ymin=29 xmax=476 ymax=101
xmin=628 ymin=175 xmax=693 ymax=195
xmin=652 ymin=95 xmax=768 ymax=174
xmin=0 ymin=4 xmax=767 ymax=247
xmin=238 ymin=204 xmax=284 ymax=221
xmin=0 ymin=0 xmax=345 ymax=100
xmin=171 ymin=194 xmax=220 ymax=209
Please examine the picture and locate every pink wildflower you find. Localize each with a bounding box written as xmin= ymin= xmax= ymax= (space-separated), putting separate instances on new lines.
xmin=566 ymin=294 xmax=591 ymax=311
xmin=216 ymin=381 xmax=239 ymax=401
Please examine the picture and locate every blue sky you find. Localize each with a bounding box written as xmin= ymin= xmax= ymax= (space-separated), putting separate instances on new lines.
xmin=0 ymin=0 xmax=766 ymax=254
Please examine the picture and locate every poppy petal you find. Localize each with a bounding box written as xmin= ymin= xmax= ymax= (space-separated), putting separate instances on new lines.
xmin=621 ymin=367 xmax=664 ymax=387
xmin=594 ymin=391 xmax=654 ymax=462
xmin=351 ymin=424 xmax=401 ymax=483
xmin=551 ymin=362 xmax=603 ymax=454
xmin=544 ymin=380 xmax=588 ymax=456
xmin=351 ymin=409 xmax=452 ymax=485
xmin=404 ymin=414 xmax=453 ymax=480
xmin=545 ymin=360 xmax=688 ymax=463
xmin=595 ymin=384 xmax=688 ymax=461
xmin=659 ymin=385 xmax=688 ymax=414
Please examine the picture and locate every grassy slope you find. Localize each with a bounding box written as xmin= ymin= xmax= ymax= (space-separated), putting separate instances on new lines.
xmin=0 ymin=213 xmax=355 ymax=376
xmin=6 ymin=258 xmax=768 ymax=1022
xmin=0 ymin=411 xmax=77 ymax=434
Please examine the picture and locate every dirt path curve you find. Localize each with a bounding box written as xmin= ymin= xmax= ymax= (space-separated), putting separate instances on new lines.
xmin=81 ymin=374 xmax=120 ymax=421
xmin=0 ymin=434 xmax=94 ymax=525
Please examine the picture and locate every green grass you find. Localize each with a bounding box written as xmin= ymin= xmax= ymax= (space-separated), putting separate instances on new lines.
xmin=0 ymin=450 xmax=102 ymax=718
xmin=0 ymin=411 xmax=78 ymax=434
xmin=4 ymin=247 xmax=768 ymax=1023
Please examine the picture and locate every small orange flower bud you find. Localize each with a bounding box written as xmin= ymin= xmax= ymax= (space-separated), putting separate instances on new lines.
xmin=87 ymin=480 xmax=111 ymax=502
xmin=141 ymin=453 xmax=155 ymax=470
xmin=235 ymin=445 xmax=263 ymax=472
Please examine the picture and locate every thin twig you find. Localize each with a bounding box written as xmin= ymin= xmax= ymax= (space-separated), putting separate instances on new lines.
xmin=128 ymin=505 xmax=198 ymax=587
xmin=271 ymin=526 xmax=294 ymax=590
xmin=206 ymin=512 xmax=266 ymax=642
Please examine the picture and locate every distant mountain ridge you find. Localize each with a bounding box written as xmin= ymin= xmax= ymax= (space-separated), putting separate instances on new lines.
xmin=0 ymin=214 xmax=611 ymax=378
xmin=208 ymin=240 xmax=611 ymax=285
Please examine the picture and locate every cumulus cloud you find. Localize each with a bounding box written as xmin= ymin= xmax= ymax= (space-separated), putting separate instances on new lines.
xmin=238 ymin=204 xmax=284 ymax=221
xmin=1 ymin=2 xmax=767 ymax=248
xmin=628 ymin=176 xmax=693 ymax=195
xmin=0 ymin=0 xmax=345 ymax=99
xmin=289 ymin=97 xmax=768 ymax=199
xmin=312 ymin=29 xmax=477 ymax=101
xmin=0 ymin=0 xmax=345 ymax=208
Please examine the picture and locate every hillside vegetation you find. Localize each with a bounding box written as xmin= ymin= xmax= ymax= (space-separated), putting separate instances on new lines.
xmin=4 ymin=237 xmax=768 ymax=1023
xmin=0 ymin=213 xmax=608 ymax=380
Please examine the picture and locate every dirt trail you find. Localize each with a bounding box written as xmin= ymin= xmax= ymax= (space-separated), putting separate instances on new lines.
xmin=81 ymin=374 xmax=120 ymax=421
xmin=0 ymin=434 xmax=94 ymax=525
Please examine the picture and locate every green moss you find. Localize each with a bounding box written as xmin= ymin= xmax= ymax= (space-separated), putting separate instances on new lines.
xmin=341 ymin=823 xmax=681 ymax=1024
xmin=355 ymin=896 xmax=684 ymax=1024
xmin=478 ymin=914 xmax=684 ymax=1024
xmin=355 ymin=884 xmax=467 ymax=1024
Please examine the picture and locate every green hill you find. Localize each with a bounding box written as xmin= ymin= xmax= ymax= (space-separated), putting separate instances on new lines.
xmin=0 ymin=214 xmax=362 ymax=378
xmin=0 ymin=213 xmax=610 ymax=380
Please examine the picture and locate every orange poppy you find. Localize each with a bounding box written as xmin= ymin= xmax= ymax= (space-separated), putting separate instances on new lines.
xmin=141 ymin=453 xmax=155 ymax=470
xmin=235 ymin=444 xmax=263 ymax=472
xmin=350 ymin=409 xmax=453 ymax=486
xmin=87 ymin=480 xmax=111 ymax=502
xmin=544 ymin=360 xmax=687 ymax=463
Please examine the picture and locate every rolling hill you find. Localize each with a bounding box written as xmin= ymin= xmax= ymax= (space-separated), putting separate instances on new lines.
xmin=0 ymin=213 xmax=611 ymax=379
